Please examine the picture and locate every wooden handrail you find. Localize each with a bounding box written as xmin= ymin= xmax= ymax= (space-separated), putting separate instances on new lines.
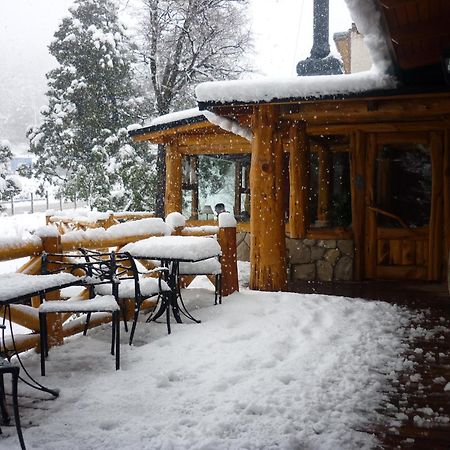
xmin=368 ymin=206 xmax=409 ymax=229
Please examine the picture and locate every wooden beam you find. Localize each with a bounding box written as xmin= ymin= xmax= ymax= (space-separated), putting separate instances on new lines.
xmin=444 ymin=130 xmax=450 ymax=268
xmin=317 ymin=143 xmax=331 ymax=225
xmin=364 ymin=134 xmax=378 ymax=279
xmin=288 ymin=121 xmax=304 ymax=238
xmin=307 ymin=121 xmax=449 ymax=135
xmin=178 ymin=134 xmax=251 ymax=154
xmin=191 ymin=156 xmax=199 ymax=219
xmin=350 ymin=131 xmax=366 ymax=280
xmin=390 ymin=18 xmax=449 ymax=43
xmin=395 ymin=47 xmax=443 ymax=70
xmin=249 ymin=105 xmax=287 ymax=291
xmin=164 ymin=141 xmax=183 ymax=215
xmin=130 ymin=120 xmax=212 ymax=143
xmin=234 ymin=161 xmax=242 ymax=216
xmin=428 ymin=132 xmax=444 ymax=281
xmin=41 ymin=235 xmax=64 ymax=346
xmin=282 ymin=94 xmax=450 ymax=125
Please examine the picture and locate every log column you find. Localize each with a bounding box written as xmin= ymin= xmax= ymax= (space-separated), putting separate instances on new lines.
xmin=164 ymin=141 xmax=182 ymax=215
xmin=350 ymin=131 xmax=366 ymax=280
xmin=428 ymin=132 xmax=444 ymax=281
xmin=317 ymin=143 xmax=331 ymax=226
xmin=250 ymin=105 xmax=287 ymax=291
xmin=444 ymin=129 xmax=450 ymax=274
xmin=41 ymin=235 xmax=64 ymax=347
xmin=289 ymin=121 xmax=309 ymax=238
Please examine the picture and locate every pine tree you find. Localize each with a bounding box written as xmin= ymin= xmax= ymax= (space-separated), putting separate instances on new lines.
xmin=135 ymin=0 xmax=252 ymax=216
xmin=0 ymin=139 xmax=21 ymax=206
xmin=28 ymin=0 xmax=153 ymax=210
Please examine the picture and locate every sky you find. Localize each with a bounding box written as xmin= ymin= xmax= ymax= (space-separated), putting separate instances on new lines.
xmin=0 ymin=0 xmax=353 ymax=149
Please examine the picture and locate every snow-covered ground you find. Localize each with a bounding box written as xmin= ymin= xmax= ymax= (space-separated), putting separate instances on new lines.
xmin=0 ymin=212 xmax=445 ymax=449
xmin=2 ymin=270 xmax=413 ymax=448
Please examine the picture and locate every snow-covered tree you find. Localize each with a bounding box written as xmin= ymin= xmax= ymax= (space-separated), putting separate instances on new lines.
xmin=28 ymin=0 xmax=153 ymax=210
xmin=0 ymin=140 xmax=21 ymax=205
xmin=135 ymin=0 xmax=252 ymax=216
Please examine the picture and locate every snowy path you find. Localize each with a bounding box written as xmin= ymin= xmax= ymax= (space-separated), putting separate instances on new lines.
xmin=1 ymin=283 xmax=412 ymax=450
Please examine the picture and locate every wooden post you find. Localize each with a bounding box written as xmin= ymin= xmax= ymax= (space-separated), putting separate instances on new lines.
xmin=317 ymin=143 xmax=331 ymax=225
xmin=218 ymin=215 xmax=239 ymax=296
xmin=234 ymin=161 xmax=242 ymax=216
xmin=41 ymin=235 xmax=64 ymax=347
xmin=250 ymin=105 xmax=287 ymax=291
xmin=289 ymin=121 xmax=309 ymax=238
xmin=428 ymin=132 xmax=444 ymax=281
xmin=164 ymin=141 xmax=182 ymax=215
xmin=191 ymin=156 xmax=199 ymax=219
xmin=350 ymin=130 xmax=366 ymax=280
xmin=444 ymin=129 xmax=450 ymax=277
xmin=364 ymin=133 xmax=377 ymax=279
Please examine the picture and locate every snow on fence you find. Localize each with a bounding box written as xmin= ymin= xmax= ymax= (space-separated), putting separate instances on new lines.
xmin=0 ymin=212 xmax=238 ymax=356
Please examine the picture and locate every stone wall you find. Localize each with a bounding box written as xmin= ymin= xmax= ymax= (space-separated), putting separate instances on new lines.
xmin=236 ymin=232 xmax=354 ymax=282
xmin=286 ymin=238 xmax=354 ymax=282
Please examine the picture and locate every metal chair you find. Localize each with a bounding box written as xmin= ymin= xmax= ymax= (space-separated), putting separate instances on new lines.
xmin=178 ymin=257 xmax=222 ymax=305
xmin=0 ymin=332 xmax=26 ymax=449
xmin=39 ymin=250 xmax=122 ymax=375
xmin=94 ymin=252 xmax=171 ymax=345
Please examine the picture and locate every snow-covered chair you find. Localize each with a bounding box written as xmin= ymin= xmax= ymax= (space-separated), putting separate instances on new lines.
xmin=178 ymin=257 xmax=222 ymax=305
xmin=93 ymin=252 xmax=171 ymax=345
xmin=0 ymin=339 xmax=26 ymax=450
xmin=39 ymin=250 xmax=125 ymax=375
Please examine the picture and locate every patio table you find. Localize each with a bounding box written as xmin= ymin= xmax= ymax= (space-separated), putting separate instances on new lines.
xmin=0 ymin=272 xmax=84 ymax=397
xmin=0 ymin=272 xmax=83 ymax=450
xmin=121 ymin=235 xmax=222 ymax=334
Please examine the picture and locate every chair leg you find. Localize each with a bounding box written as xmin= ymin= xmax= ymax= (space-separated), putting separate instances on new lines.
xmin=129 ymin=301 xmax=142 ymax=346
xmin=111 ymin=312 xmax=116 ymax=356
xmin=115 ymin=311 xmax=120 ymax=370
xmin=39 ymin=313 xmax=47 ymax=377
xmin=218 ymin=274 xmax=222 ymax=304
xmin=120 ymin=304 xmax=128 ymax=333
xmin=83 ymin=312 xmax=91 ymax=336
xmin=0 ymin=373 xmax=9 ymax=425
xmin=11 ymin=368 xmax=26 ymax=450
xmin=165 ymin=295 xmax=171 ymax=335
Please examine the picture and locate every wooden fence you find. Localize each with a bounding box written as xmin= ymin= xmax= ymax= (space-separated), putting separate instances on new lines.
xmin=0 ymin=212 xmax=238 ymax=355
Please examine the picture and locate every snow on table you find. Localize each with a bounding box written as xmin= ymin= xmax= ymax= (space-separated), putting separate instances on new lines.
xmin=122 ymin=235 xmax=221 ymax=261
xmin=0 ymin=272 xmax=81 ymax=302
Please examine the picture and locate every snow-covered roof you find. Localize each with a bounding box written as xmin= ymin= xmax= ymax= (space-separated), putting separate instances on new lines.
xmin=149 ymin=108 xmax=204 ymax=127
xmin=196 ymin=69 xmax=397 ymax=105
xmin=128 ymin=107 xmax=208 ymax=138
xmin=195 ymin=0 xmax=397 ymax=105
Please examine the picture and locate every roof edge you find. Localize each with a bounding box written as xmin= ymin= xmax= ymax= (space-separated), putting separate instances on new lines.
xmin=128 ymin=115 xmax=207 ymax=138
xmin=197 ymin=85 xmax=450 ymax=110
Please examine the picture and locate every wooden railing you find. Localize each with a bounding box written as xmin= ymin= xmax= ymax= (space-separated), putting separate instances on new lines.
xmin=0 ymin=213 xmax=238 ymax=356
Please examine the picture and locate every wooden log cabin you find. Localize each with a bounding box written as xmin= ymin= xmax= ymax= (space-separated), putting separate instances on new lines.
xmin=129 ymin=0 xmax=450 ymax=292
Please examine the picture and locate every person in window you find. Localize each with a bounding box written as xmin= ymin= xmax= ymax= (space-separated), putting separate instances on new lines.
xmin=214 ymin=203 xmax=226 ymax=216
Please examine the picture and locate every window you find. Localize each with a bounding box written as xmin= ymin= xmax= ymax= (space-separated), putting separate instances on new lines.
xmin=375 ymin=143 xmax=431 ymax=228
xmin=181 ymin=154 xmax=251 ymax=221
xmin=308 ymin=135 xmax=351 ymax=229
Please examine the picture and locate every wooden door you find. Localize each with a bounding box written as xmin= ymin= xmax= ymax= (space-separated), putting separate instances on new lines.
xmin=365 ymin=132 xmax=443 ymax=281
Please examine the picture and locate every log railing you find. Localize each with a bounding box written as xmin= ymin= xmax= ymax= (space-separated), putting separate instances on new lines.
xmin=0 ymin=213 xmax=238 ymax=356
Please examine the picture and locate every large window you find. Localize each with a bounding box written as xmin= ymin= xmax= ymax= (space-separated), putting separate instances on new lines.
xmin=308 ymin=135 xmax=352 ymax=229
xmin=181 ymin=154 xmax=250 ymax=221
xmin=375 ymin=143 xmax=431 ymax=228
